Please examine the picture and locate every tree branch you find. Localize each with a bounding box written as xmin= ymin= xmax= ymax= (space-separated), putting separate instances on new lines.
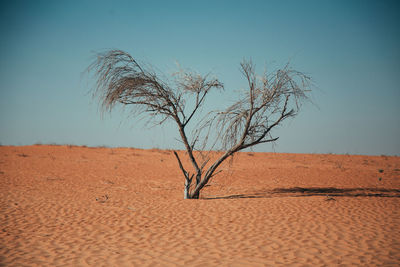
xmin=173 ymin=151 xmax=191 ymax=182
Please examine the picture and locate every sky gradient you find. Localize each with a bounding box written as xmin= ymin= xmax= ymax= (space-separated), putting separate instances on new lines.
xmin=1 ymin=0 xmax=399 ymax=155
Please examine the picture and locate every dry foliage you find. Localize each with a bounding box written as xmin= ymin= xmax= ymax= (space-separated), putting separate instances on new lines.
xmin=87 ymin=50 xmax=312 ymax=199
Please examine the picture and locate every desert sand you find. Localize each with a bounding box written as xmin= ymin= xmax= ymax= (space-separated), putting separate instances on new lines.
xmin=0 ymin=145 xmax=399 ymax=266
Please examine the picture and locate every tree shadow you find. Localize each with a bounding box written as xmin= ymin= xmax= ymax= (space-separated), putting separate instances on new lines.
xmin=203 ymin=187 xmax=400 ymax=200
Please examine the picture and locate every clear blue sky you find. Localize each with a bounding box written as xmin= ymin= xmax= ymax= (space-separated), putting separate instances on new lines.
xmin=1 ymin=0 xmax=399 ymax=155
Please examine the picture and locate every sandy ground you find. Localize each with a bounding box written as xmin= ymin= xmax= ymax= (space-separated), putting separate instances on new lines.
xmin=0 ymin=145 xmax=399 ymax=266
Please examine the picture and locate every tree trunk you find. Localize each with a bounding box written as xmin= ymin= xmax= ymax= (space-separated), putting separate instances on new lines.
xmin=184 ymin=178 xmax=191 ymax=199
xmin=184 ymin=181 xmax=200 ymax=199
xmin=191 ymin=191 xmax=200 ymax=199
xmin=190 ymin=174 xmax=201 ymax=199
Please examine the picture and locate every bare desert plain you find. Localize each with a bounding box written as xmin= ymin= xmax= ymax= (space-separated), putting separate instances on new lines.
xmin=0 ymin=145 xmax=399 ymax=266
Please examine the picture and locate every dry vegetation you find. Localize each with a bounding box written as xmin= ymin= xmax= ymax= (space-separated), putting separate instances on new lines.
xmin=87 ymin=50 xmax=312 ymax=198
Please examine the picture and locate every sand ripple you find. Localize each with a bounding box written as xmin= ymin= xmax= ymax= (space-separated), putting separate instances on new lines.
xmin=1 ymin=145 xmax=399 ymax=266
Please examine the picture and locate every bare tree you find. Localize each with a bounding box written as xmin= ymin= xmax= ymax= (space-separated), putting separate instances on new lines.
xmin=87 ymin=50 xmax=312 ymax=199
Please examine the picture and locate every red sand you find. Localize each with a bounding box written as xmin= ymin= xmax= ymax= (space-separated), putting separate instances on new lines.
xmin=1 ymin=145 xmax=399 ymax=266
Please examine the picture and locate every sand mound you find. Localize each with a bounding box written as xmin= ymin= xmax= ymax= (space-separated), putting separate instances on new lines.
xmin=1 ymin=145 xmax=399 ymax=266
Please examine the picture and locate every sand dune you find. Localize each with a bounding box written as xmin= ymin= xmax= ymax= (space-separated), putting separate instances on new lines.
xmin=1 ymin=145 xmax=399 ymax=266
